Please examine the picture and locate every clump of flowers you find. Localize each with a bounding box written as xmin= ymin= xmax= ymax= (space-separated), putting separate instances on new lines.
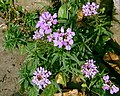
xmin=81 ymin=59 xmax=99 ymax=78
xmin=82 ymin=2 xmax=99 ymax=16
xmin=102 ymin=75 xmax=119 ymax=94
xmin=32 ymin=67 xmax=51 ymax=89
xmin=47 ymin=27 xmax=75 ymax=50
xmin=33 ymin=12 xmax=57 ymax=40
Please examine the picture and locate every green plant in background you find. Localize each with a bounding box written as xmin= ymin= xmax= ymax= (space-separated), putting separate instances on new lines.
xmin=1 ymin=0 xmax=120 ymax=96
xmin=3 ymin=23 xmax=27 ymax=50
xmin=0 ymin=0 xmax=39 ymax=50
xmin=0 ymin=0 xmax=21 ymax=22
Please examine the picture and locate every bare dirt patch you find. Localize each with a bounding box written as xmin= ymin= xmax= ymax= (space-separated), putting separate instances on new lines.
xmin=0 ymin=18 xmax=25 ymax=96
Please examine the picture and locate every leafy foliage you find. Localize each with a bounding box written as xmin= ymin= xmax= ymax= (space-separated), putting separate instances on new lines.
xmin=1 ymin=0 xmax=119 ymax=96
xmin=3 ymin=23 xmax=27 ymax=50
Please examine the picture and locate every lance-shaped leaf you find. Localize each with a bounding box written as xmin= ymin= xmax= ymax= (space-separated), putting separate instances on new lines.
xmin=58 ymin=4 xmax=68 ymax=19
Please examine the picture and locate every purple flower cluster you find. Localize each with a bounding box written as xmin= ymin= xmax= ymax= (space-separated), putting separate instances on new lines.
xmin=32 ymin=67 xmax=51 ymax=89
xmin=33 ymin=12 xmax=57 ymax=40
xmin=102 ymin=75 xmax=119 ymax=94
xmin=82 ymin=2 xmax=99 ymax=16
xmin=32 ymin=11 xmax=75 ymax=50
xmin=81 ymin=59 xmax=99 ymax=78
xmin=47 ymin=27 xmax=75 ymax=50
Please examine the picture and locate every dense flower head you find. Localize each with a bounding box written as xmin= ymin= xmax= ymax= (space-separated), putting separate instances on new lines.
xmin=81 ymin=59 xmax=99 ymax=78
xmin=33 ymin=12 xmax=57 ymax=40
xmin=102 ymin=75 xmax=119 ymax=94
xmin=82 ymin=2 xmax=99 ymax=16
xmin=32 ymin=67 xmax=51 ymax=89
xmin=47 ymin=27 xmax=75 ymax=50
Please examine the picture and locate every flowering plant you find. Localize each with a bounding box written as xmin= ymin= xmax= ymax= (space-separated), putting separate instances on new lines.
xmin=1 ymin=0 xmax=120 ymax=96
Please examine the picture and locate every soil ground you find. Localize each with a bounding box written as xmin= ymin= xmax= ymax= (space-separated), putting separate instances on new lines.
xmin=0 ymin=18 xmax=23 ymax=96
xmin=0 ymin=0 xmax=48 ymax=95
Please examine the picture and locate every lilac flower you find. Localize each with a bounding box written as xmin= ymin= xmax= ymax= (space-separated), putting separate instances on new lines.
xmin=110 ymin=85 xmax=119 ymax=94
xmin=32 ymin=67 xmax=51 ymax=89
xmin=102 ymin=75 xmax=119 ymax=94
xmin=33 ymin=12 xmax=58 ymax=40
xmin=82 ymin=2 xmax=99 ymax=16
xmin=91 ymin=2 xmax=99 ymax=14
xmin=102 ymin=84 xmax=110 ymax=90
xmin=48 ymin=27 xmax=75 ymax=50
xmin=103 ymin=75 xmax=109 ymax=83
xmin=33 ymin=30 xmax=44 ymax=40
xmin=81 ymin=59 xmax=99 ymax=78
xmin=47 ymin=35 xmax=53 ymax=42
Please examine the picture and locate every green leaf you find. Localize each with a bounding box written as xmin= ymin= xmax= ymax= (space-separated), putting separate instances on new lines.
xmin=65 ymin=52 xmax=82 ymax=65
xmin=62 ymin=55 xmax=66 ymax=67
xmin=79 ymin=74 xmax=85 ymax=82
xmin=72 ymin=54 xmax=81 ymax=64
xmin=95 ymin=33 xmax=100 ymax=44
xmin=24 ymin=80 xmax=29 ymax=89
xmin=102 ymin=35 xmax=111 ymax=43
xmin=89 ymin=79 xmax=97 ymax=89
xmin=52 ymin=81 xmax=62 ymax=93
xmin=81 ymin=83 xmax=87 ymax=88
xmin=100 ymin=7 xmax=105 ymax=14
xmin=19 ymin=45 xmax=27 ymax=55
xmin=51 ymin=53 xmax=59 ymax=64
xmin=42 ymin=83 xmax=57 ymax=96
xmin=84 ymin=43 xmax=92 ymax=52
xmin=65 ymin=53 xmax=75 ymax=61
xmin=58 ymin=4 xmax=68 ymax=19
xmin=29 ymin=86 xmax=39 ymax=96
xmin=85 ymin=33 xmax=95 ymax=43
xmin=58 ymin=19 xmax=67 ymax=23
xmin=19 ymin=78 xmax=25 ymax=84
xmin=102 ymin=28 xmax=112 ymax=36
xmin=19 ymin=83 xmax=25 ymax=94
xmin=37 ymin=53 xmax=47 ymax=61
